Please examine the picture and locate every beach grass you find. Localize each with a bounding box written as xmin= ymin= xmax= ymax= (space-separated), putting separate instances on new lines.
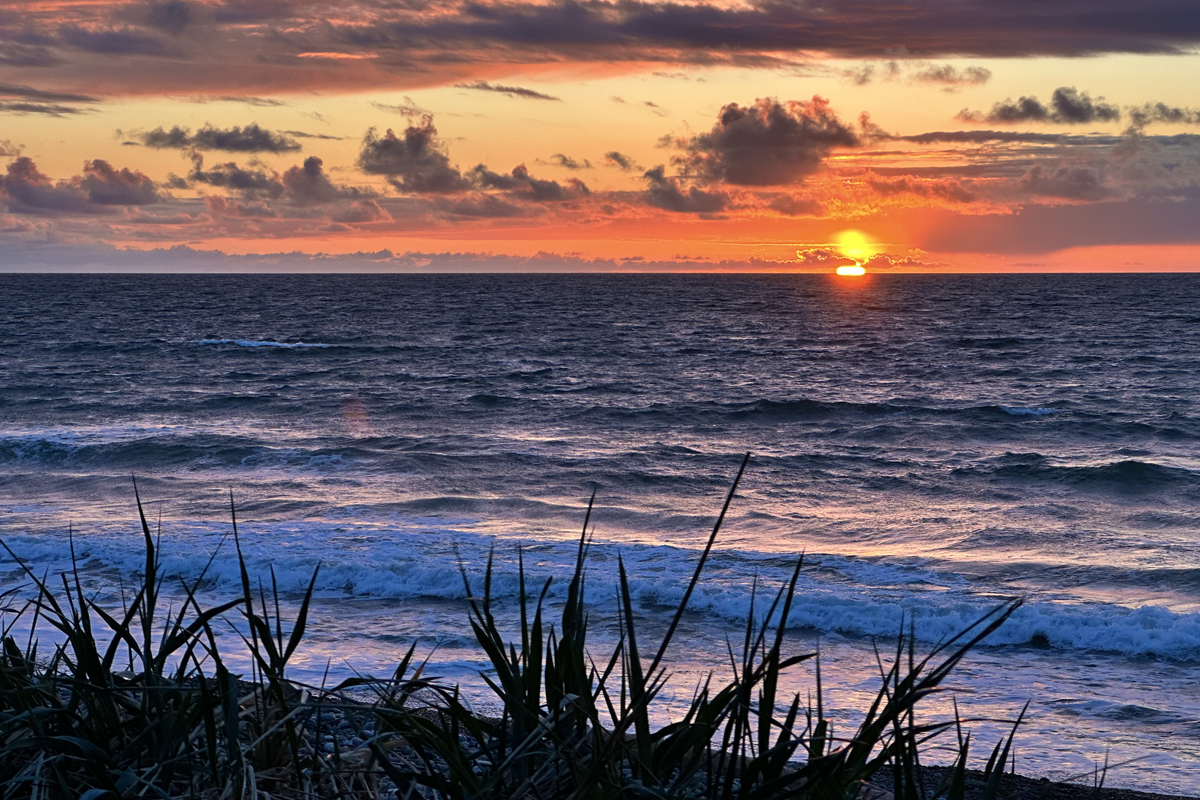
xmin=0 ymin=457 xmax=1037 ymax=799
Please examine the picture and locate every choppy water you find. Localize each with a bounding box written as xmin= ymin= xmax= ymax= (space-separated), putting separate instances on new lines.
xmin=2 ymin=273 xmax=1199 ymax=792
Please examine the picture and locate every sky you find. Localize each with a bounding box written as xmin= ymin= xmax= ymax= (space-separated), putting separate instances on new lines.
xmin=1 ymin=0 xmax=1199 ymax=272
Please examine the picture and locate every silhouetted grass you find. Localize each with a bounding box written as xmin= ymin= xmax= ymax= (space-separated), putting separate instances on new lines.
xmin=1 ymin=457 xmax=1028 ymax=799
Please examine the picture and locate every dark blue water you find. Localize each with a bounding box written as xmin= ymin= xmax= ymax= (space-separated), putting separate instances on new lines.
xmin=2 ymin=273 xmax=1199 ymax=791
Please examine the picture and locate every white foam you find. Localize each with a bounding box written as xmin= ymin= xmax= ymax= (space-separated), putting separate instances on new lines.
xmin=4 ymin=520 xmax=1199 ymax=661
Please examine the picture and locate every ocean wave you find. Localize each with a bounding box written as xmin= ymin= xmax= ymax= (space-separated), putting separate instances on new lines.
xmin=0 ymin=432 xmax=355 ymax=470
xmin=5 ymin=524 xmax=1199 ymax=660
xmin=195 ymin=339 xmax=332 ymax=348
xmin=955 ymin=456 xmax=1199 ymax=492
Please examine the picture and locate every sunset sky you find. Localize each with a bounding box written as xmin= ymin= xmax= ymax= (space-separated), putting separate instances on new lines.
xmin=2 ymin=0 xmax=1199 ymax=271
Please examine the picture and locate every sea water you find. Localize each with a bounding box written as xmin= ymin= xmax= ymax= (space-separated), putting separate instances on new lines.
xmin=2 ymin=273 xmax=1199 ymax=792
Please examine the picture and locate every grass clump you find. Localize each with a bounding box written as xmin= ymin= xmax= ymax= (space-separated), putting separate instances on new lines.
xmin=1 ymin=457 xmax=1024 ymax=799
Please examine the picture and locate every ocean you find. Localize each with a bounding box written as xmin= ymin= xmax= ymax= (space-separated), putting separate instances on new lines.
xmin=2 ymin=273 xmax=1199 ymax=792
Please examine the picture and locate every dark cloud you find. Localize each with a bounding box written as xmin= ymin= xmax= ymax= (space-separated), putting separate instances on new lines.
xmin=846 ymin=61 xmax=900 ymax=85
xmin=911 ymin=64 xmax=991 ymax=88
xmin=603 ymin=151 xmax=639 ymax=171
xmin=0 ymin=43 xmax=61 ymax=67
xmin=900 ymin=130 xmax=1080 ymax=144
xmin=439 ymin=194 xmax=527 ymax=218
xmin=357 ymin=118 xmax=471 ymax=193
xmin=1 ymin=158 xmax=89 ymax=213
xmin=333 ymin=0 xmax=1200 ymax=63
xmin=0 ymin=84 xmax=98 ymax=103
xmin=1051 ymin=87 xmax=1122 ymax=124
xmin=371 ymin=98 xmax=430 ymax=117
xmin=193 ymin=96 xmax=287 ymax=107
xmin=549 ymin=153 xmax=591 ymax=169
xmin=1016 ymin=164 xmax=1111 ymax=200
xmin=281 ymin=156 xmax=374 ymax=205
xmin=78 ymin=160 xmax=160 ymax=205
xmin=146 ymin=0 xmax=196 ymax=35
xmin=469 ymin=163 xmax=586 ymax=200
xmin=204 ymin=195 xmax=276 ymax=218
xmin=139 ymin=123 xmax=301 ymax=152
xmin=960 ymin=87 xmax=1121 ymax=125
xmin=642 ymin=165 xmax=727 ymax=213
xmin=332 ymin=199 xmax=391 ymax=223
xmin=58 ymin=26 xmax=175 ymax=57
xmin=0 ymin=157 xmax=158 ymax=213
xmin=0 ymin=102 xmax=87 ymax=116
xmin=188 ymin=156 xmax=284 ymax=197
xmin=285 ymin=130 xmax=347 ymax=141
xmin=1127 ymin=102 xmax=1200 ymax=129
xmin=673 ymin=97 xmax=859 ymax=186
xmin=768 ymin=194 xmax=823 ymax=216
xmin=866 ymin=172 xmax=976 ymax=202
xmin=454 ymin=80 xmax=560 ymax=101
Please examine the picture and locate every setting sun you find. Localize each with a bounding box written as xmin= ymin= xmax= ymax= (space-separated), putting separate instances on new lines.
xmin=836 ymin=265 xmax=867 ymax=276
xmin=834 ymin=231 xmax=879 ymax=262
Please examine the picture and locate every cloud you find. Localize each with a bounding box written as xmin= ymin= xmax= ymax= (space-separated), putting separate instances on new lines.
xmin=58 ymin=26 xmax=175 ymax=57
xmin=0 ymin=157 xmax=158 ymax=213
xmin=0 ymin=102 xmax=89 ymax=116
xmin=0 ymin=44 xmax=61 ymax=67
xmin=371 ymin=98 xmax=430 ymax=117
xmin=469 ymin=163 xmax=587 ymax=200
xmin=145 ymin=0 xmax=196 ymax=35
xmin=332 ymin=0 xmax=1200 ymax=64
xmin=281 ymin=156 xmax=375 ymax=205
xmin=285 ymin=130 xmax=347 ymax=141
xmin=845 ymin=61 xmax=901 ymax=85
xmin=768 ymin=194 xmax=824 ymax=216
xmin=793 ymin=247 xmax=948 ymax=269
xmin=438 ymin=194 xmax=528 ymax=218
xmin=671 ymin=97 xmax=859 ymax=186
xmin=960 ymin=87 xmax=1121 ymax=125
xmin=603 ymin=151 xmax=639 ymax=171
xmin=1016 ymin=164 xmax=1111 ymax=200
xmin=78 ymin=160 xmax=160 ymax=205
xmin=188 ymin=156 xmax=284 ymax=197
xmin=866 ymin=172 xmax=976 ymax=202
xmin=899 ymin=130 xmax=1083 ymax=144
xmin=1 ymin=158 xmax=91 ymax=213
xmin=794 ymin=248 xmax=856 ymax=267
xmin=911 ymin=64 xmax=991 ymax=89
xmin=454 ymin=80 xmax=560 ymax=101
xmin=861 ymin=251 xmax=950 ymax=269
xmin=357 ymin=118 xmax=471 ymax=193
xmin=204 ymin=195 xmax=276 ymax=218
xmin=642 ymin=165 xmax=727 ymax=213
xmin=332 ymin=199 xmax=391 ymax=223
xmin=139 ymin=123 xmax=301 ymax=152
xmin=1127 ymin=103 xmax=1200 ymax=130
xmin=190 ymin=96 xmax=286 ymax=107
xmin=549 ymin=153 xmax=591 ymax=169
xmin=0 ymin=84 xmax=99 ymax=104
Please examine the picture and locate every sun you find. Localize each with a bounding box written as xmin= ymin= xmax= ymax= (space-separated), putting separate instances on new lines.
xmin=836 ymin=265 xmax=866 ymax=276
xmin=834 ymin=230 xmax=879 ymax=261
